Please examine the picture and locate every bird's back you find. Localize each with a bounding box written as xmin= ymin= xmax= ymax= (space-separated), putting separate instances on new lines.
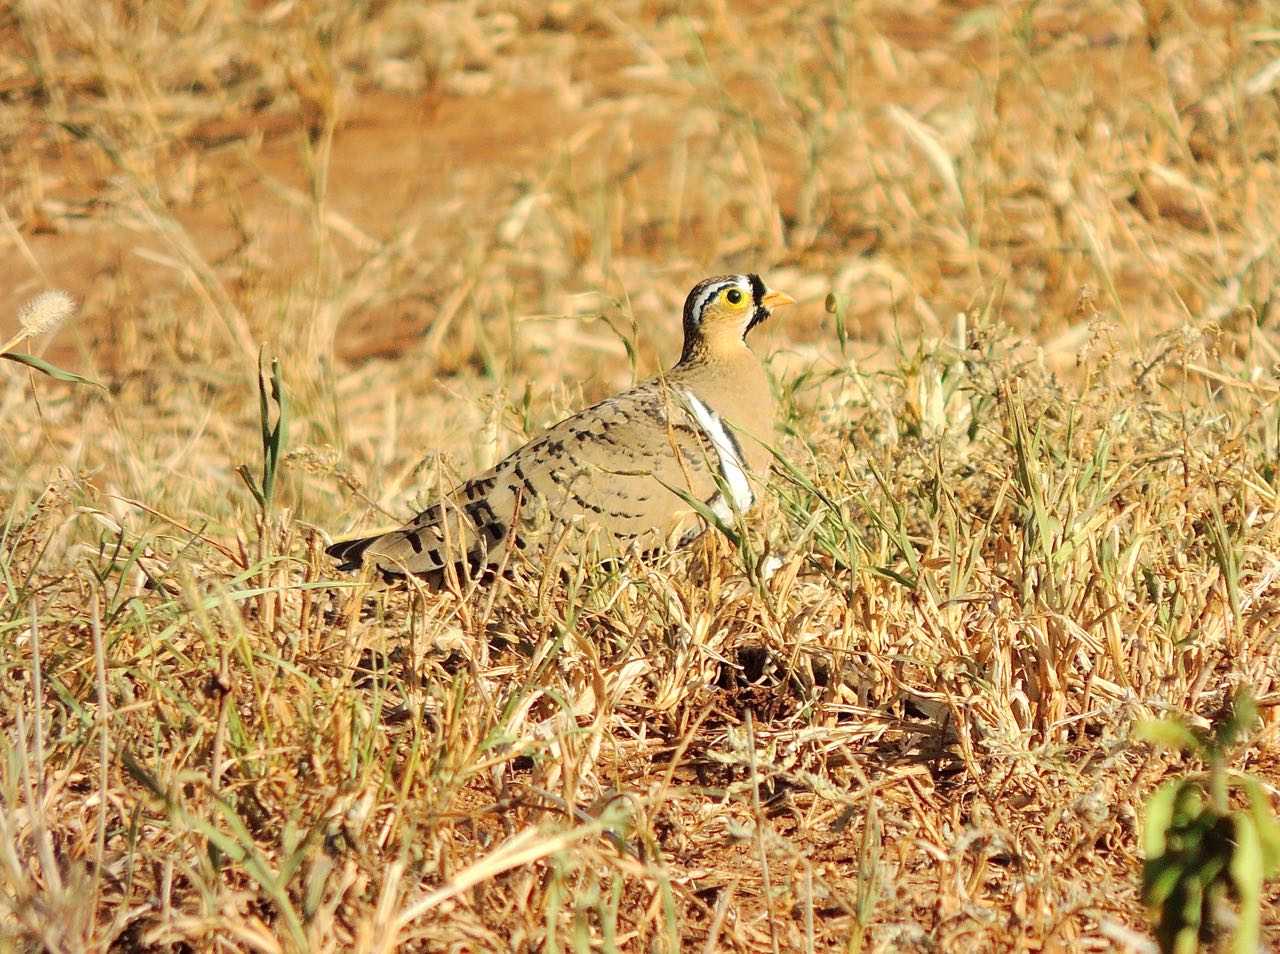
xmin=330 ymin=375 xmax=743 ymax=581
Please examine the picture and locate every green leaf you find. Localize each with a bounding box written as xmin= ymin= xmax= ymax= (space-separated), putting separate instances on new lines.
xmin=1136 ymin=718 xmax=1202 ymax=754
xmin=1144 ymin=781 xmax=1184 ymax=860
xmin=257 ymin=350 xmax=286 ymax=509
xmin=238 ymin=348 xmax=288 ymax=513
xmin=1238 ymin=776 xmax=1280 ymax=878
xmin=236 ymin=463 xmax=266 ymax=508
xmin=1230 ymin=813 xmax=1263 ymax=954
xmin=1175 ymin=873 xmax=1206 ymax=944
xmin=1172 ymin=926 xmax=1199 ymax=954
xmin=825 ymin=291 xmax=850 ymax=354
xmin=119 ymin=747 xmax=165 ymax=798
xmin=1143 ymin=854 xmax=1187 ymax=908
xmin=1 ymin=349 xmax=106 ymax=389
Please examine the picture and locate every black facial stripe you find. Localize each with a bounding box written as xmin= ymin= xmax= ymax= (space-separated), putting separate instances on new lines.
xmin=744 ymin=272 xmax=770 ymax=337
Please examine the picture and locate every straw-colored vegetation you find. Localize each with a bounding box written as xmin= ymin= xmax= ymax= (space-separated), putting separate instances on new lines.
xmin=3 ymin=1 xmax=1279 ymax=950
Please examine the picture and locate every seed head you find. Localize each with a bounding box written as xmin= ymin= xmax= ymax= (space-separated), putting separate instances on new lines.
xmin=18 ymin=290 xmax=78 ymax=338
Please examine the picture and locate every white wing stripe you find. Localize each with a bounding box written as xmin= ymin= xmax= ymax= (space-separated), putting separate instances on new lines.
xmin=680 ymin=390 xmax=755 ymax=516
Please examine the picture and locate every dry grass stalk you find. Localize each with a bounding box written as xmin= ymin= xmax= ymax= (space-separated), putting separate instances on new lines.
xmin=3 ymin=1 xmax=1280 ymax=952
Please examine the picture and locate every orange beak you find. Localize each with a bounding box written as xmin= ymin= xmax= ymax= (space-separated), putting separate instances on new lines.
xmin=761 ymin=289 xmax=796 ymax=309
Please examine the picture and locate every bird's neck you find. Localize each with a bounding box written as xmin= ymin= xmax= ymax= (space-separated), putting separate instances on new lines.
xmin=669 ymin=338 xmax=770 ymax=395
xmin=677 ymin=332 xmax=756 ymax=367
xmin=668 ymin=337 xmax=775 ymax=473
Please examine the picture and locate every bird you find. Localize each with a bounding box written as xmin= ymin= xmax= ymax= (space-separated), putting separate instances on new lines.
xmin=326 ymin=274 xmax=795 ymax=584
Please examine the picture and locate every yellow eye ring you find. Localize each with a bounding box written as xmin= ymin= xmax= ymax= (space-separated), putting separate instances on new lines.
xmin=724 ymin=288 xmax=745 ymax=306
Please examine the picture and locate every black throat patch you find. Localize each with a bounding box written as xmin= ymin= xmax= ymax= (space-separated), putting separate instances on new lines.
xmin=745 ymin=273 xmax=768 ymax=336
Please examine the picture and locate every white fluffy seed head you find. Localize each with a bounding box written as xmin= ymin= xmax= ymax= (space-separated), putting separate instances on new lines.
xmin=18 ymin=290 xmax=77 ymax=337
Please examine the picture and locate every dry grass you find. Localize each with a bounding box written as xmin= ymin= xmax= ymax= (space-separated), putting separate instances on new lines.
xmin=3 ymin=0 xmax=1280 ymax=950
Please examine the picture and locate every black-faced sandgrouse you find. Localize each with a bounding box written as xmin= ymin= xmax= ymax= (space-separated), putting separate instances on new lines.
xmin=327 ymin=274 xmax=794 ymax=583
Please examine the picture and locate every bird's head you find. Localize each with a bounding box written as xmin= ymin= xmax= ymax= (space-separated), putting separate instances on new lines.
xmin=680 ymin=274 xmax=794 ymax=361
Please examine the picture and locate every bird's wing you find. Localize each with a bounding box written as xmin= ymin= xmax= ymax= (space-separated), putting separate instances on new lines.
xmin=352 ymin=381 xmax=733 ymax=577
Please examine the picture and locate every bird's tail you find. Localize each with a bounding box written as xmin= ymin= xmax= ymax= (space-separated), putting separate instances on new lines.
xmin=325 ymin=534 xmax=380 ymax=571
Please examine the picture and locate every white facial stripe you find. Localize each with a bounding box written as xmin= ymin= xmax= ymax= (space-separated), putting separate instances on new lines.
xmin=680 ymin=389 xmax=755 ymax=516
xmin=690 ymin=276 xmax=753 ymax=323
xmin=689 ymin=281 xmax=729 ymax=324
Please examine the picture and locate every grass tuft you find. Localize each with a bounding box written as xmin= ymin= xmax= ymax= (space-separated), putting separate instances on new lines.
xmin=3 ymin=2 xmax=1280 ymax=951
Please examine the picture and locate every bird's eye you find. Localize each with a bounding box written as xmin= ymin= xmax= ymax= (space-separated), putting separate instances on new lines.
xmin=724 ymin=288 xmax=744 ymax=306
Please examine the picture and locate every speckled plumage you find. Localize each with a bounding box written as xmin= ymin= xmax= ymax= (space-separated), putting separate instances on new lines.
xmin=327 ymin=274 xmax=793 ymax=583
